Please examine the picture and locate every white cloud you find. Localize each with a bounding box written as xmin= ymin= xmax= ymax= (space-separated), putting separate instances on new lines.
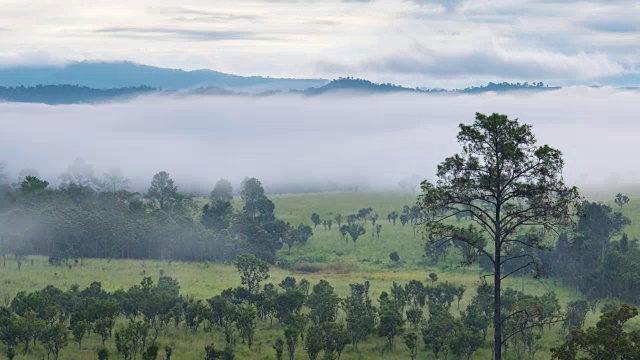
xmin=0 ymin=0 xmax=637 ymax=86
xmin=1 ymin=88 xmax=639 ymax=191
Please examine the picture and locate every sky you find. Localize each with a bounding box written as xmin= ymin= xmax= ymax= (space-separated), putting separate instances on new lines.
xmin=0 ymin=0 xmax=638 ymax=87
xmin=1 ymin=88 xmax=639 ymax=193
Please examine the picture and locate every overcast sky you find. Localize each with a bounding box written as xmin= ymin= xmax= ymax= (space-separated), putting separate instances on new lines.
xmin=0 ymin=0 xmax=638 ymax=87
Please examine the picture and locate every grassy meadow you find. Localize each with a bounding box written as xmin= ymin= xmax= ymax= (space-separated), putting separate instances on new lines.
xmin=1 ymin=189 xmax=638 ymax=359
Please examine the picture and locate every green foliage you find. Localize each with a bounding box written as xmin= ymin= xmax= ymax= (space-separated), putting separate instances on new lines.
xmin=342 ymin=282 xmax=376 ymax=350
xmin=147 ymin=171 xmax=178 ymax=211
xmin=377 ymin=300 xmax=404 ymax=347
xmin=552 ymin=304 xmax=640 ymax=360
xmin=234 ymin=254 xmax=270 ymax=305
xmin=284 ymin=325 xmax=298 ymax=360
xmin=403 ymin=332 xmax=418 ymax=360
xmin=273 ymin=337 xmax=284 ymax=360
xmin=40 ymin=322 xmax=69 ymax=360
xmin=418 ymin=112 xmax=579 ymax=360
xmin=307 ymin=280 xmax=340 ymax=324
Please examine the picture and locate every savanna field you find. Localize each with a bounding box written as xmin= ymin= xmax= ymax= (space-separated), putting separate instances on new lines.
xmin=2 ymin=189 xmax=640 ymax=360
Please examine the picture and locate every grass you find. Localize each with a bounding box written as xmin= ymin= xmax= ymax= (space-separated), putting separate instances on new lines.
xmin=2 ymin=188 xmax=639 ymax=359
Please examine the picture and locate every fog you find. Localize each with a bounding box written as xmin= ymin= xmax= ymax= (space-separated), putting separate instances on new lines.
xmin=1 ymin=87 xmax=639 ymax=194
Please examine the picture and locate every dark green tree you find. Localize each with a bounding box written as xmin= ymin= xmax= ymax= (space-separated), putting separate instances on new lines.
xmin=307 ymin=280 xmax=339 ymax=324
xmin=305 ymin=324 xmax=324 ymax=360
xmin=403 ymin=332 xmax=418 ymax=360
xmin=147 ymin=171 xmax=178 ymax=211
xmin=234 ymin=254 xmax=269 ymax=305
xmin=552 ymin=304 xmax=640 ymax=360
xmin=418 ymin=112 xmax=579 ymax=359
xmin=284 ymin=326 xmax=298 ymax=360
xmin=377 ymin=300 xmax=404 ymax=347
xmin=41 ymin=322 xmax=69 ymax=360
xmin=274 ymin=337 xmax=284 ymax=360
xmin=614 ymin=193 xmax=630 ymax=209
xmin=346 ymin=224 xmax=366 ymax=248
xmin=311 ymin=213 xmax=321 ymax=228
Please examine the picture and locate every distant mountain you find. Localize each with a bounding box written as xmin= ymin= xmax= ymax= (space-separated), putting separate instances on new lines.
xmin=302 ymin=77 xmax=427 ymax=95
xmin=0 ymin=79 xmax=567 ymax=105
xmin=0 ymin=85 xmax=156 ymax=105
xmin=0 ymin=61 xmax=328 ymax=92
xmin=301 ymin=78 xmax=557 ymax=95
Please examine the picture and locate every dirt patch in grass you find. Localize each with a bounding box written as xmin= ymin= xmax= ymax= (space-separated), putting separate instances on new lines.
xmin=289 ymin=262 xmax=358 ymax=274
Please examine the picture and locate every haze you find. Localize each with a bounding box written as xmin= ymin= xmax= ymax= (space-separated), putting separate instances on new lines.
xmin=1 ymin=87 xmax=637 ymax=193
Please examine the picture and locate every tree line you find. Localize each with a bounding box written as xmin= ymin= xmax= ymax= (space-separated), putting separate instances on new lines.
xmin=0 ymin=159 xmax=312 ymax=265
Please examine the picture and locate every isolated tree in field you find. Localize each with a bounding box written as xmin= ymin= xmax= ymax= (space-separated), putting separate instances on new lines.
xmin=346 ymin=214 xmax=357 ymax=226
xmin=339 ymin=225 xmax=348 ymax=242
xmin=147 ymin=171 xmax=178 ymax=211
xmin=311 ymin=213 xmax=321 ymax=228
xmin=234 ymin=254 xmax=269 ymax=305
xmin=399 ymin=214 xmax=409 ymax=226
xmin=346 ymin=224 xmax=366 ymax=248
xmin=614 ymin=193 xmax=630 ymax=209
xmin=375 ymin=224 xmax=382 ymax=240
xmin=387 ymin=211 xmax=399 ymax=225
xmin=211 ymin=178 xmax=233 ymax=202
xmin=418 ymin=112 xmax=579 ymax=360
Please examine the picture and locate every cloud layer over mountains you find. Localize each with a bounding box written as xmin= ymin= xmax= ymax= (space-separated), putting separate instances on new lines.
xmin=1 ymin=87 xmax=638 ymax=192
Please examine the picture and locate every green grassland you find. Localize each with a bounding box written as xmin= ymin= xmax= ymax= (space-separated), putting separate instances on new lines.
xmin=1 ymin=189 xmax=638 ymax=359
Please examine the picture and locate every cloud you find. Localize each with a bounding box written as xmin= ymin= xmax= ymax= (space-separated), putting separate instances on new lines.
xmin=320 ymin=46 xmax=627 ymax=82
xmin=95 ymin=27 xmax=273 ymax=41
xmin=1 ymin=88 xmax=640 ymax=193
xmin=581 ymin=19 xmax=640 ymax=33
xmin=408 ymin=0 xmax=466 ymax=11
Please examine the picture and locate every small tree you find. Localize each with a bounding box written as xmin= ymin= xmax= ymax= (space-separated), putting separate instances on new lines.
xmin=284 ymin=326 xmax=298 ymax=360
xmin=334 ymin=214 xmax=342 ymax=227
xmin=147 ymin=171 xmax=178 ymax=211
xmin=311 ymin=213 xmax=322 ymax=228
xmin=41 ymin=322 xmax=69 ymax=360
xmin=377 ymin=300 xmax=405 ymax=347
xmin=305 ymin=325 xmax=324 ymax=360
xmin=614 ymin=193 xmax=630 ymax=209
xmin=211 ymin=178 xmax=234 ymax=202
xmin=236 ymin=304 xmax=257 ymax=348
xmin=389 ymin=252 xmax=400 ymax=264
xmin=234 ymin=254 xmax=269 ymax=305
xmin=97 ymin=348 xmax=109 ymax=360
xmin=71 ymin=320 xmax=88 ymax=349
xmin=403 ymin=333 xmax=418 ymax=360
xmin=274 ymin=338 xmax=284 ymax=360
xmin=375 ymin=224 xmax=382 ymax=241
xmin=347 ymin=224 xmax=366 ymax=248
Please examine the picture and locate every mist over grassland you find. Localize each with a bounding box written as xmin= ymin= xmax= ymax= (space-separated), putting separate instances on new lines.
xmin=1 ymin=87 xmax=638 ymax=194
